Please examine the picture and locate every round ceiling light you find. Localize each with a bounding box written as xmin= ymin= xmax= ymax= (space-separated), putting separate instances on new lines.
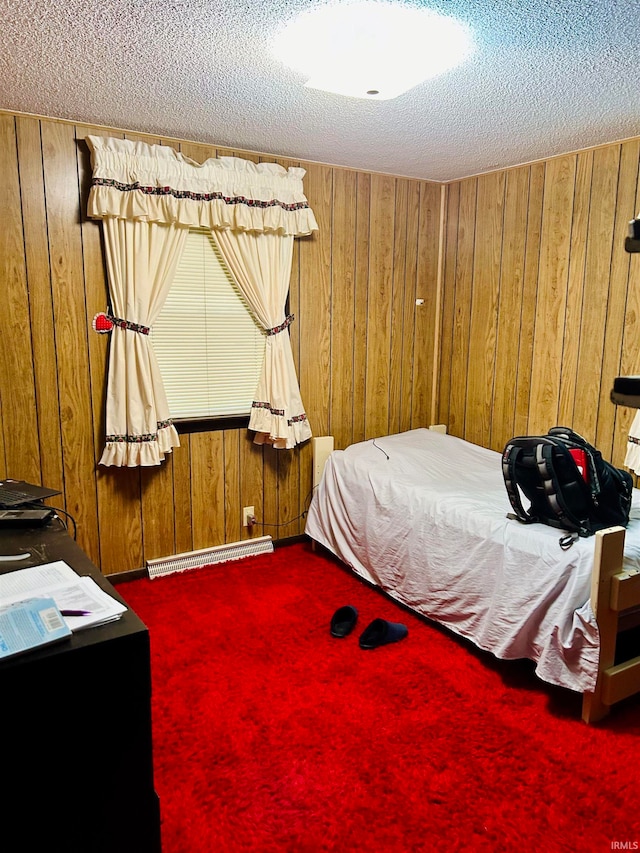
xmin=271 ymin=1 xmax=473 ymax=100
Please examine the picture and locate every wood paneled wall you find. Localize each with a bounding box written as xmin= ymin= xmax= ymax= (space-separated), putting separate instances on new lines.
xmin=4 ymin=109 xmax=639 ymax=575
xmin=438 ymin=141 xmax=640 ymax=469
xmin=0 ymin=112 xmax=440 ymax=574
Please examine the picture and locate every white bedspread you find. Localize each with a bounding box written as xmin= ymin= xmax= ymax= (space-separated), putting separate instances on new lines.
xmin=305 ymin=428 xmax=640 ymax=693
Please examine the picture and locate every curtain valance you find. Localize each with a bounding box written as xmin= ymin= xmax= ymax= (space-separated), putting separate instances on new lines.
xmin=86 ymin=135 xmax=319 ymax=237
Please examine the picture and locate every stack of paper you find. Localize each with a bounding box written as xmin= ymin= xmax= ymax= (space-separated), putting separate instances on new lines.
xmin=0 ymin=560 xmax=127 ymax=633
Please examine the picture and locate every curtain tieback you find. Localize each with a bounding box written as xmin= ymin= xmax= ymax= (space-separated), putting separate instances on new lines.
xmin=266 ymin=314 xmax=294 ymax=336
xmin=92 ymin=312 xmax=150 ymax=335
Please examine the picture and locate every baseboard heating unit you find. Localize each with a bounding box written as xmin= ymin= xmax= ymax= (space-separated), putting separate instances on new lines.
xmin=146 ymin=535 xmax=274 ymax=579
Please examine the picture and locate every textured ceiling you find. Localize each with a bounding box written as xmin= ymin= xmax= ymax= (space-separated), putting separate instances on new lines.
xmin=1 ymin=0 xmax=639 ymax=182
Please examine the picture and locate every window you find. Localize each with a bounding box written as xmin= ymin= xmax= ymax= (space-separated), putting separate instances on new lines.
xmin=152 ymin=230 xmax=266 ymax=420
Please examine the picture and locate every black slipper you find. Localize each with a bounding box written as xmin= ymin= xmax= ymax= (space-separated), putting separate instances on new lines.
xmin=330 ymin=605 xmax=358 ymax=637
xmin=359 ymin=618 xmax=408 ymax=649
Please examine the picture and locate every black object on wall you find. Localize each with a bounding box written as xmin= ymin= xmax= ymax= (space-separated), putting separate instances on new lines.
xmin=611 ymin=376 xmax=640 ymax=408
xmin=625 ymin=218 xmax=640 ymax=253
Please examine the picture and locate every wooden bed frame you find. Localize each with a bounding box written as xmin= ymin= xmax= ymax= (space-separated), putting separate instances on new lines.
xmin=584 ymin=526 xmax=640 ymax=722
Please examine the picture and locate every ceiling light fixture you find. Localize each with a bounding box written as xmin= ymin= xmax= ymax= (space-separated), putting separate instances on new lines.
xmin=271 ymin=1 xmax=473 ymax=101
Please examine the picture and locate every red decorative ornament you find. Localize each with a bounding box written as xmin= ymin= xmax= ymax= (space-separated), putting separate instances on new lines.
xmin=92 ymin=312 xmax=114 ymax=334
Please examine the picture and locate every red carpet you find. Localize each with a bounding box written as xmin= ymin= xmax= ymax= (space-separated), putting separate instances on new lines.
xmin=119 ymin=541 xmax=640 ymax=852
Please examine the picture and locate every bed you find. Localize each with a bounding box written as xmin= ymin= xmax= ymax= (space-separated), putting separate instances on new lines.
xmin=304 ymin=428 xmax=640 ymax=722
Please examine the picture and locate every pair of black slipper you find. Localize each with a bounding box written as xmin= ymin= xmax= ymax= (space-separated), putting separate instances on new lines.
xmin=330 ymin=605 xmax=408 ymax=649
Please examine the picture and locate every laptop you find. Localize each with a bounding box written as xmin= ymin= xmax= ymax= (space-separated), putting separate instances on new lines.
xmin=0 ymin=480 xmax=61 ymax=509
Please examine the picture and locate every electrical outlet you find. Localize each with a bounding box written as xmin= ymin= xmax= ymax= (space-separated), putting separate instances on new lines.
xmin=243 ymin=506 xmax=255 ymax=527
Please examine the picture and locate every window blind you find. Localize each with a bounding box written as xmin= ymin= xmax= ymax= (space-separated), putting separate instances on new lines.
xmin=152 ymin=230 xmax=266 ymax=419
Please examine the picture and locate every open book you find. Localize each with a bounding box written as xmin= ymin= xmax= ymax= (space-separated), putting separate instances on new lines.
xmin=0 ymin=560 xmax=127 ymax=633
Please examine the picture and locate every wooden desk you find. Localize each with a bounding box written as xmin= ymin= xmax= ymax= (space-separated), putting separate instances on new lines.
xmin=0 ymin=520 xmax=161 ymax=853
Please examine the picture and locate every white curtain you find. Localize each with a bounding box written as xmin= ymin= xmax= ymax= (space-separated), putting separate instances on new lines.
xmin=86 ymin=135 xmax=318 ymax=465
xmin=624 ymin=411 xmax=640 ymax=474
xmin=99 ymin=217 xmax=188 ymax=466
xmin=212 ymin=229 xmax=310 ymax=448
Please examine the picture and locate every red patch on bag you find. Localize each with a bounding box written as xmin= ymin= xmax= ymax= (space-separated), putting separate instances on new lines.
xmin=569 ymin=448 xmax=588 ymax=482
